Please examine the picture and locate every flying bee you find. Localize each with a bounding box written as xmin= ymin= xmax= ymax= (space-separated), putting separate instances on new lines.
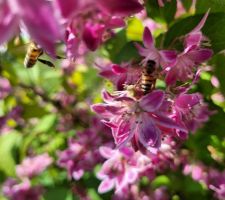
xmin=24 ymin=42 xmax=63 ymax=68
xmin=141 ymin=60 xmax=158 ymax=95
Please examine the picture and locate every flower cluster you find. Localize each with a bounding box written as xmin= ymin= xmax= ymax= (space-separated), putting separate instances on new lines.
xmin=93 ymin=11 xmax=212 ymax=154
xmin=0 ymin=0 xmax=143 ymax=57
xmin=57 ymin=117 xmax=113 ymax=180
xmin=91 ymin=10 xmax=214 ymax=195
xmin=3 ymin=154 xmax=52 ymax=200
xmin=1 ymin=1 xmax=223 ymax=200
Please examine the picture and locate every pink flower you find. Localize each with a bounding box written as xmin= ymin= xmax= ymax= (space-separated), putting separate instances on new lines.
xmin=173 ymin=93 xmax=211 ymax=138
xmin=57 ymin=120 xmax=112 ymax=180
xmin=2 ymin=179 xmax=43 ymax=200
xmin=0 ymin=77 xmax=11 ymax=99
xmin=0 ymin=1 xmax=19 ymax=45
xmin=97 ymin=62 xmax=141 ymax=90
xmin=0 ymin=0 xmax=61 ymax=55
xmin=0 ymin=106 xmax=23 ymax=135
xmin=16 ymin=154 xmax=52 ymax=179
xmin=56 ymin=0 xmax=142 ymax=58
xmin=57 ymin=138 xmax=99 ymax=180
xmin=92 ymin=90 xmax=185 ymax=153
xmin=208 ymin=170 xmax=225 ymax=200
xmin=164 ymin=11 xmax=213 ymax=85
xmin=136 ymin=27 xmax=177 ymax=67
xmin=183 ymin=163 xmax=207 ymax=182
xmin=97 ymin=146 xmax=139 ymax=193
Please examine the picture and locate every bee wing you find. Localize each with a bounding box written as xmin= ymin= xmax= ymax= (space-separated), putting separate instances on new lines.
xmin=37 ymin=58 xmax=55 ymax=68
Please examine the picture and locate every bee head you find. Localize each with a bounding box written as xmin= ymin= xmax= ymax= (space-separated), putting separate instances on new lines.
xmin=147 ymin=60 xmax=156 ymax=67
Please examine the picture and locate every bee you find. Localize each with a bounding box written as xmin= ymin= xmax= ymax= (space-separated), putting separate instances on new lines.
xmin=141 ymin=60 xmax=157 ymax=95
xmin=24 ymin=42 xmax=62 ymax=68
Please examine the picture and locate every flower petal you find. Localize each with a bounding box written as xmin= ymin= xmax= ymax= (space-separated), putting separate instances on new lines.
xmin=188 ymin=49 xmax=213 ymax=63
xmin=152 ymin=113 xmax=187 ymax=132
xmin=54 ymin=0 xmax=78 ymax=19
xmin=82 ymin=23 xmax=105 ymax=51
xmin=185 ymin=32 xmax=203 ymax=48
xmin=139 ymin=116 xmax=161 ymax=148
xmin=99 ymin=146 xmax=114 ymax=159
xmin=159 ymin=50 xmax=177 ymax=67
xmin=14 ymin=0 xmax=61 ymax=55
xmin=143 ymin=27 xmax=154 ymax=48
xmin=0 ymin=2 xmax=19 ymax=45
xmin=107 ymin=17 xmax=125 ymax=28
xmin=139 ymin=90 xmax=164 ymax=112
xmin=112 ymin=64 xmax=127 ymax=74
xmin=115 ymin=118 xmax=136 ymax=149
xmin=165 ymin=68 xmax=177 ymax=85
xmin=175 ymin=93 xmax=200 ymax=108
xmin=72 ymin=169 xmax=84 ymax=180
xmin=98 ymin=178 xmax=115 ymax=194
xmin=126 ymin=169 xmax=138 ymax=183
xmin=97 ymin=0 xmax=143 ymax=17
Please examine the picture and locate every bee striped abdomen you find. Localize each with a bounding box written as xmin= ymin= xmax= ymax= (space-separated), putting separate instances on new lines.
xmin=24 ymin=42 xmax=43 ymax=68
xmin=141 ymin=60 xmax=157 ymax=95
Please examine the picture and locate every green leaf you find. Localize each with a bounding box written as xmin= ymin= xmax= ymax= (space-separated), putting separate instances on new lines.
xmin=115 ymin=42 xmax=140 ymax=63
xmin=146 ymin=0 xmax=177 ymax=24
xmin=196 ymin=0 xmax=225 ymax=14
xmin=151 ymin=175 xmax=171 ymax=188
xmin=87 ymin=189 xmax=102 ymax=200
xmin=210 ymin=54 xmax=225 ymax=95
xmin=22 ymin=103 xmax=49 ymax=119
xmin=43 ymin=187 xmax=75 ymax=200
xmin=0 ymin=132 xmax=22 ymax=176
xmin=164 ymin=13 xmax=225 ymax=54
xmin=33 ymin=114 xmax=57 ymax=133
xmin=181 ymin=0 xmax=193 ymax=11
xmin=105 ymin=30 xmax=140 ymax=63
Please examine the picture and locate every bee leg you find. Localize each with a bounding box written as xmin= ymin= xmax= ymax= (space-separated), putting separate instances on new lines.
xmin=55 ymin=55 xmax=65 ymax=59
xmin=37 ymin=58 xmax=55 ymax=68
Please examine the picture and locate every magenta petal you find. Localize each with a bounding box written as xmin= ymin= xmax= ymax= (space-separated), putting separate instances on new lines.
xmin=101 ymin=90 xmax=115 ymax=102
xmin=107 ymin=17 xmax=126 ymax=28
xmin=165 ymin=68 xmax=177 ymax=85
xmin=119 ymin=147 xmax=134 ymax=158
xmin=185 ymin=32 xmax=202 ymax=48
xmin=159 ymin=50 xmax=177 ymax=66
xmin=115 ymin=119 xmax=132 ymax=147
xmin=72 ymin=169 xmax=84 ymax=180
xmin=176 ymin=93 xmax=200 ymax=108
xmin=139 ymin=117 xmax=161 ymax=148
xmin=112 ymin=64 xmax=127 ymax=74
xmin=101 ymin=120 xmax=118 ymax=128
xmin=91 ymin=104 xmax=122 ymax=116
xmin=17 ymin=0 xmax=61 ymax=55
xmin=143 ymin=27 xmax=154 ymax=48
xmin=97 ymin=0 xmax=143 ymax=17
xmin=134 ymin=43 xmax=150 ymax=57
xmin=98 ymin=178 xmax=115 ymax=193
xmin=54 ymin=0 xmax=78 ymax=19
xmin=188 ymin=49 xmax=213 ymax=63
xmin=82 ymin=23 xmax=105 ymax=51
xmin=0 ymin=2 xmax=19 ymax=44
xmin=126 ymin=169 xmax=138 ymax=183
xmin=99 ymin=70 xmax=116 ymax=78
xmin=139 ymin=90 xmax=164 ymax=112
xmin=152 ymin=113 xmax=187 ymax=132
xmin=99 ymin=146 xmax=114 ymax=159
